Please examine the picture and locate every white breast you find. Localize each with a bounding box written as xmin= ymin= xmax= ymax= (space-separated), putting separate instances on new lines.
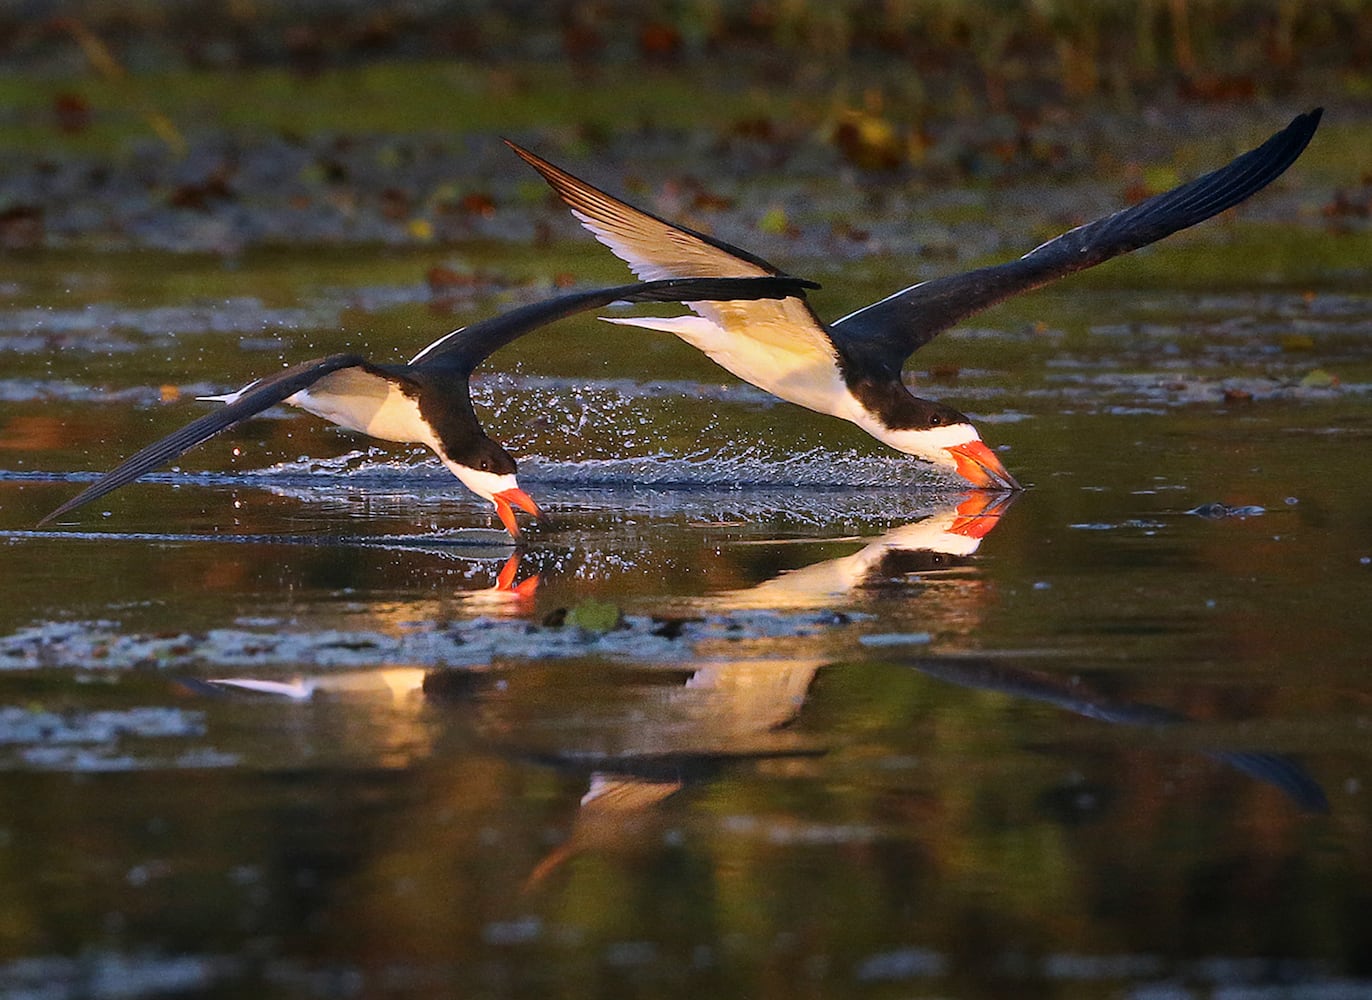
xmin=287 ymin=369 xmax=436 ymax=447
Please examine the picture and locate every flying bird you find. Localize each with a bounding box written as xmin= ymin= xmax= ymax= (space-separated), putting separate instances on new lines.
xmin=508 ymin=109 xmax=1322 ymax=490
xmin=39 ymin=276 xmax=817 ymax=537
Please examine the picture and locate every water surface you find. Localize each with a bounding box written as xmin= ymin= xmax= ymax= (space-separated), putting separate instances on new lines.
xmin=1 ymin=245 xmax=1370 ymax=998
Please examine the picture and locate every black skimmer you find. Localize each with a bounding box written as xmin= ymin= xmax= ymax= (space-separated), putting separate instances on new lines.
xmin=37 ymin=275 xmax=816 ymax=538
xmin=507 ymin=109 xmax=1322 ymax=490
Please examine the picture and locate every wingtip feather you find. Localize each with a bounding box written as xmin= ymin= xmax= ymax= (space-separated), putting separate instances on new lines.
xmin=37 ymin=488 xmax=101 ymax=527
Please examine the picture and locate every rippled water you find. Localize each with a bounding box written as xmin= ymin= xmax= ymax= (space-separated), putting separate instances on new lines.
xmin=1 ymin=247 xmax=1371 ymax=998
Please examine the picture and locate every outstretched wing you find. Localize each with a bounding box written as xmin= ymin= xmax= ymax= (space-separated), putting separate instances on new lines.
xmin=410 ymin=276 xmax=817 ymax=375
xmin=828 ymin=109 xmax=1322 ymax=375
xmin=506 ymin=140 xmax=784 ymax=278
xmin=38 ymin=353 xmax=368 ymax=525
xmin=506 ymin=141 xmax=838 ymax=364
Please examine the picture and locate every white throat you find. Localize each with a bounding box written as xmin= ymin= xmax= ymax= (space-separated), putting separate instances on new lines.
xmin=439 ymin=463 xmax=519 ymax=503
xmin=857 ymin=420 xmax=982 ymax=474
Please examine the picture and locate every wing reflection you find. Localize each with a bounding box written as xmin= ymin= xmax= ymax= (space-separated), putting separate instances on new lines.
xmin=506 ymin=496 xmax=1019 ymax=884
xmin=197 ymin=667 xmax=430 ymax=704
xmin=905 ymin=656 xmax=1329 ymax=813
xmin=183 ymin=492 xmax=1006 ymax=887
xmin=179 ymin=483 xmax=1323 ymax=914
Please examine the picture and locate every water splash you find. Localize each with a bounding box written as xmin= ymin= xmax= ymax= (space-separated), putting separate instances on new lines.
xmin=8 ymin=436 xmax=971 ymax=528
xmin=235 ymin=444 xmax=966 ymax=524
xmin=521 ymin=446 xmax=948 ymax=488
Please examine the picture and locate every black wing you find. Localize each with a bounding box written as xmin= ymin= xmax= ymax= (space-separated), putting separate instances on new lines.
xmin=409 ymin=276 xmax=818 ymax=375
xmin=38 ymin=353 xmax=368 ymax=526
xmin=909 ymin=656 xmax=1328 ymax=813
xmin=832 ymin=109 xmax=1322 ymax=375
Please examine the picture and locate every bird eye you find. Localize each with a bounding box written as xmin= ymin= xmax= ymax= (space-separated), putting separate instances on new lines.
xmin=480 ymin=459 xmax=490 ymax=471
xmin=929 ymin=414 xmax=942 ymax=426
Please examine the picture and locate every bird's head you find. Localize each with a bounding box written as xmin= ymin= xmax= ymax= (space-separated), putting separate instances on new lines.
xmin=443 ymin=437 xmax=543 ymax=538
xmin=872 ymin=400 xmax=1021 ymax=491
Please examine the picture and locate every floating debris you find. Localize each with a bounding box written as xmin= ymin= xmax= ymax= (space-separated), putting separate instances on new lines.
xmin=0 ymin=609 xmax=865 ymax=672
xmin=563 ymin=599 xmax=625 ymax=634
xmin=857 ymin=632 xmax=932 ymax=647
xmin=0 ymin=705 xmax=204 ymax=744
xmin=1187 ymin=503 xmax=1267 ymax=519
xmin=0 ymin=705 xmax=212 ymax=771
xmin=0 ymin=952 xmax=235 ymax=998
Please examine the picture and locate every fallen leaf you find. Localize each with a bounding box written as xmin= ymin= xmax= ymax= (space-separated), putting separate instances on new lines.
xmin=757 ymin=206 xmax=789 ymax=235
xmin=567 ymin=599 xmax=623 ymax=633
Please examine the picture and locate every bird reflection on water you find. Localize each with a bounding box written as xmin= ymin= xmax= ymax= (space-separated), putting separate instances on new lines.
xmin=714 ymin=490 xmax=1013 ymax=610
xmin=188 ymin=488 xmax=1325 ymax=897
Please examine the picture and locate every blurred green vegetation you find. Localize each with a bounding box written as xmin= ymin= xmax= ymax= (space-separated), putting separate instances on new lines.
xmin=7 ymin=0 xmax=1372 ymax=93
xmin=1 ymin=1 xmax=1369 ymax=156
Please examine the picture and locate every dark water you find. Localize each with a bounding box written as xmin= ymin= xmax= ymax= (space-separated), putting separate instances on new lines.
xmin=1 ymin=247 xmax=1371 ymax=999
